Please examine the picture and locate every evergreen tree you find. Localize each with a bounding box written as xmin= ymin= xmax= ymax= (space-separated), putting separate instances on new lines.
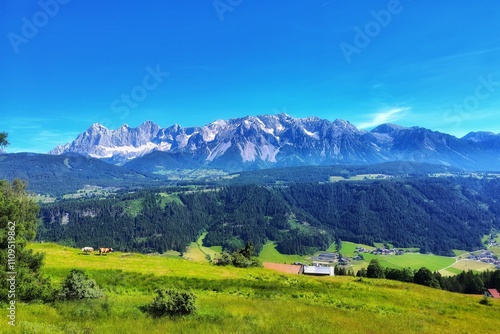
xmin=462 ymin=271 xmax=484 ymax=294
xmin=0 ymin=132 xmax=8 ymax=149
xmin=0 ymin=179 xmax=54 ymax=302
xmin=413 ymin=267 xmax=441 ymax=289
xmin=356 ymin=268 xmax=367 ymax=277
xmin=367 ymin=259 xmax=385 ymax=278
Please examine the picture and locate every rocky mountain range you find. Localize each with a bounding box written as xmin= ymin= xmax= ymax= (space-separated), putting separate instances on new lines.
xmin=49 ymin=114 xmax=500 ymax=171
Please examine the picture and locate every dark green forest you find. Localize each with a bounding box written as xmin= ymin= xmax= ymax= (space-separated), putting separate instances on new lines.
xmin=37 ymin=177 xmax=500 ymax=256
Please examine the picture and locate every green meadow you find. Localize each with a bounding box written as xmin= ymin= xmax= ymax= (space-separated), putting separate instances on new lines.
xmin=490 ymin=246 xmax=500 ymax=257
xmin=185 ymin=239 xmax=494 ymax=276
xmin=3 ymin=242 xmax=499 ymax=334
xmin=257 ymin=242 xmax=309 ymax=264
xmin=339 ymin=241 xmax=456 ymax=272
xmin=361 ymin=253 xmax=455 ymax=272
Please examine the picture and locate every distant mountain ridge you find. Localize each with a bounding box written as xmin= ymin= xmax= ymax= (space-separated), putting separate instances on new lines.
xmin=0 ymin=153 xmax=157 ymax=196
xmin=49 ymin=114 xmax=500 ymax=171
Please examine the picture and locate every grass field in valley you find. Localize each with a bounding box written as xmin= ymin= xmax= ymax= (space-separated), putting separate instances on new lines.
xmin=4 ymin=242 xmax=499 ymax=334
xmin=336 ymin=241 xmax=497 ymax=276
xmin=339 ymin=242 xmax=456 ymax=271
xmin=183 ymin=233 xmax=220 ymax=262
xmin=361 ymin=253 xmax=455 ymax=272
xmin=490 ymin=246 xmax=500 ymax=257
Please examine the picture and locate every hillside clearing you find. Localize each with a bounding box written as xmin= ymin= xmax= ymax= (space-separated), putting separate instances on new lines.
xmin=183 ymin=233 xmax=220 ymax=262
xmin=258 ymin=242 xmax=308 ymax=264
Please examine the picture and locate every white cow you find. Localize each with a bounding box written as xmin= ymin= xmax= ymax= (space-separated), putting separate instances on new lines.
xmin=81 ymin=247 xmax=94 ymax=254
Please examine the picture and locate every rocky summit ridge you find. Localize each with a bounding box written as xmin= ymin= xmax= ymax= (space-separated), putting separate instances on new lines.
xmin=49 ymin=114 xmax=500 ymax=171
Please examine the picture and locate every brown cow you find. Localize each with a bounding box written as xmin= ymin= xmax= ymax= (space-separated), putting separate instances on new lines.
xmin=99 ymin=247 xmax=113 ymax=255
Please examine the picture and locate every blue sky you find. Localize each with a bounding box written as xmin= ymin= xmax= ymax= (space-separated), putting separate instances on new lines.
xmin=1 ymin=0 xmax=500 ymax=153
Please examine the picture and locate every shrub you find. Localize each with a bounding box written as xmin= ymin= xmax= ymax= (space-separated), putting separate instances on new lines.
xmin=140 ymin=288 xmax=197 ymax=317
xmin=479 ymin=296 xmax=492 ymax=306
xmin=214 ymin=242 xmax=261 ymax=268
xmin=58 ymin=269 xmax=103 ymax=300
xmin=214 ymin=251 xmax=233 ymax=266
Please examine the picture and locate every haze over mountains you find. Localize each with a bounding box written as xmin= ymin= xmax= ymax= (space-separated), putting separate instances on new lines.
xmin=49 ymin=114 xmax=500 ymax=171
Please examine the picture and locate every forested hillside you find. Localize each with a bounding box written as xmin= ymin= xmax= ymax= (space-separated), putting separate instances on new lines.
xmin=37 ymin=177 xmax=500 ymax=256
xmin=280 ymin=179 xmax=496 ymax=255
xmin=0 ymin=153 xmax=158 ymax=197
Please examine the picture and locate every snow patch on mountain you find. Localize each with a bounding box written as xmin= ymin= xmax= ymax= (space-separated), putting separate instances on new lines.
xmin=207 ymin=141 xmax=232 ymax=161
xmin=303 ymin=129 xmax=319 ymax=140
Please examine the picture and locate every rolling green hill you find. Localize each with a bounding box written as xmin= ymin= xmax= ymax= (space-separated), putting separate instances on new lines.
xmin=221 ymin=161 xmax=462 ymax=185
xmin=9 ymin=242 xmax=500 ymax=334
xmin=0 ymin=153 xmax=159 ymax=197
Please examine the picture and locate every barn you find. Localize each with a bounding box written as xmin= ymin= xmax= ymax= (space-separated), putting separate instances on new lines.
xmin=302 ymin=265 xmax=335 ymax=276
xmin=484 ymin=289 xmax=500 ymax=299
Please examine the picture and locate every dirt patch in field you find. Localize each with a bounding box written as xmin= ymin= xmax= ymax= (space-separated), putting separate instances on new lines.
xmin=263 ymin=262 xmax=302 ymax=274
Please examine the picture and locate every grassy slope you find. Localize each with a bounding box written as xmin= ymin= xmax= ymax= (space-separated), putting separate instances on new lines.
xmin=7 ymin=243 xmax=499 ymax=334
xmin=490 ymin=246 xmax=500 ymax=256
xmin=183 ymin=233 xmax=220 ymax=262
xmin=258 ymin=242 xmax=308 ymax=263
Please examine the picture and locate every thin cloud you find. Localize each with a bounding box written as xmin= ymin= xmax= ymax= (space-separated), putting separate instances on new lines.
xmin=37 ymin=130 xmax=79 ymax=145
xmin=357 ymin=107 xmax=411 ymax=129
xmin=321 ymin=0 xmax=336 ymax=8
xmin=6 ymin=129 xmax=80 ymax=153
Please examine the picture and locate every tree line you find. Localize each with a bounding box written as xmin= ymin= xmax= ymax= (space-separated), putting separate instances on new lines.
xmin=335 ymin=259 xmax=500 ymax=295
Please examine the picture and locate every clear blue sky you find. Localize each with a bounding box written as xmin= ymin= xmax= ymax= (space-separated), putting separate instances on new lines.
xmin=1 ymin=0 xmax=500 ymax=153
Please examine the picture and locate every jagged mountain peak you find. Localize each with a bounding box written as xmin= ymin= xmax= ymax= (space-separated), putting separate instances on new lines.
xmin=89 ymin=123 xmax=109 ymax=131
xmin=371 ymin=123 xmax=408 ymax=134
xmin=332 ymin=118 xmax=359 ymax=131
xmin=49 ymin=114 xmax=500 ymax=170
xmin=462 ymin=131 xmax=499 ymax=142
xmin=140 ymin=120 xmax=158 ymax=127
